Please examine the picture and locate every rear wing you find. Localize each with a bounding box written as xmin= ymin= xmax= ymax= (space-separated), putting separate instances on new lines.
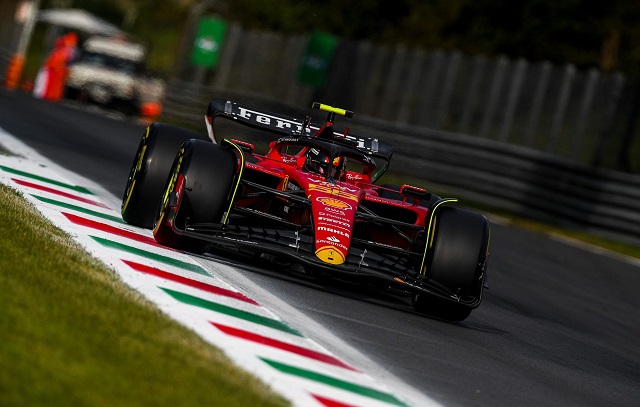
xmin=206 ymin=99 xmax=393 ymax=161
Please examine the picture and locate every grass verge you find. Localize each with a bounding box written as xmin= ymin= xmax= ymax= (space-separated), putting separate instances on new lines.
xmin=0 ymin=183 xmax=289 ymax=407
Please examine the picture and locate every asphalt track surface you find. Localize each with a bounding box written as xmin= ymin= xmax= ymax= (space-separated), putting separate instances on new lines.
xmin=1 ymin=89 xmax=639 ymax=407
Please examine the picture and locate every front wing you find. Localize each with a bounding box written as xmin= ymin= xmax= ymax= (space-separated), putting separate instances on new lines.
xmin=171 ymin=217 xmax=481 ymax=308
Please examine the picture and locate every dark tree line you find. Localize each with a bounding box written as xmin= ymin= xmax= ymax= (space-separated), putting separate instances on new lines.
xmin=221 ymin=0 xmax=640 ymax=75
xmin=53 ymin=0 xmax=640 ymax=76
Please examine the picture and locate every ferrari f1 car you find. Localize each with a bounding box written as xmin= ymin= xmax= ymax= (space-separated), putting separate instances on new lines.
xmin=121 ymin=99 xmax=490 ymax=321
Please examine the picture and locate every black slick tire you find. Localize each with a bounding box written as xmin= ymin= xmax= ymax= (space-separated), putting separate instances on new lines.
xmin=413 ymin=207 xmax=489 ymax=321
xmin=154 ymin=139 xmax=237 ymax=254
xmin=121 ymin=123 xmax=209 ymax=228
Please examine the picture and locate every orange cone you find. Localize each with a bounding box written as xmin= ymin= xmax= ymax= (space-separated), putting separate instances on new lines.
xmin=4 ymin=54 xmax=25 ymax=90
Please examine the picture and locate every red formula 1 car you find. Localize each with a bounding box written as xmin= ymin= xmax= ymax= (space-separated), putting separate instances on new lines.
xmin=121 ymin=99 xmax=490 ymax=321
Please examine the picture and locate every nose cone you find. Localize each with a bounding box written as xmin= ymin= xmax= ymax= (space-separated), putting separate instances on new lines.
xmin=315 ymin=246 xmax=346 ymax=265
xmin=308 ymin=187 xmax=359 ymax=266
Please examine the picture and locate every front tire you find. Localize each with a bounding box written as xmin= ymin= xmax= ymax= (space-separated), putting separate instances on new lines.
xmin=121 ymin=123 xmax=209 ymax=228
xmin=154 ymin=139 xmax=237 ymax=254
xmin=413 ymin=207 xmax=490 ymax=321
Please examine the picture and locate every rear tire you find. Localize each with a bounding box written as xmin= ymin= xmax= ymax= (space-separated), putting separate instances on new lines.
xmin=413 ymin=207 xmax=489 ymax=321
xmin=154 ymin=139 xmax=237 ymax=254
xmin=121 ymin=123 xmax=209 ymax=228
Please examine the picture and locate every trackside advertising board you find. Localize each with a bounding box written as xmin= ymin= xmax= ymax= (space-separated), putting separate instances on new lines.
xmin=191 ymin=17 xmax=227 ymax=68
xmin=298 ymin=31 xmax=337 ymax=88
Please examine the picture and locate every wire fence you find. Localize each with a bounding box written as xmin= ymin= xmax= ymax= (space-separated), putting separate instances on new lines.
xmin=169 ymin=23 xmax=639 ymax=173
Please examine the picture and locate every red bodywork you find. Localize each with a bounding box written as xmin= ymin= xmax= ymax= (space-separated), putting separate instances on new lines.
xmin=146 ymin=99 xmax=488 ymax=319
xmin=225 ymin=124 xmax=429 ymax=268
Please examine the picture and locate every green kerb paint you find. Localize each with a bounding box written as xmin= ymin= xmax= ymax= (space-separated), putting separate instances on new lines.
xmin=0 ymin=166 xmax=93 ymax=194
xmin=33 ymin=195 xmax=123 ymax=224
xmin=162 ymin=288 xmax=302 ymax=337
xmin=90 ymin=236 xmax=210 ymax=276
xmin=261 ymin=358 xmax=408 ymax=406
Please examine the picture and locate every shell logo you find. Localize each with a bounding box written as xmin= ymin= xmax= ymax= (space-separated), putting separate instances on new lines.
xmin=317 ymin=197 xmax=352 ymax=210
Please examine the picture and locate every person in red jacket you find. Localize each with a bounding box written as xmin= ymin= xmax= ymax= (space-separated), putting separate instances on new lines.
xmin=35 ymin=32 xmax=78 ymax=102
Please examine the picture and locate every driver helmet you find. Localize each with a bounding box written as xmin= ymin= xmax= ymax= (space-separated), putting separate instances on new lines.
xmin=304 ymin=148 xmax=329 ymax=175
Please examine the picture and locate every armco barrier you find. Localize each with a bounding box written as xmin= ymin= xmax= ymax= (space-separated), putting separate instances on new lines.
xmin=161 ymin=86 xmax=640 ymax=246
xmin=357 ymin=117 xmax=640 ymax=245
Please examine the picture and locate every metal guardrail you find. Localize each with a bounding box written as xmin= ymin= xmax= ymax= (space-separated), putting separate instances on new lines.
xmin=362 ymin=118 xmax=640 ymax=245
xmin=162 ymin=83 xmax=640 ymax=245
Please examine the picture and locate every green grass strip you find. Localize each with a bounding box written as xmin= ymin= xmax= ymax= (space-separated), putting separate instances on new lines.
xmin=0 ymin=165 xmax=94 ymax=194
xmin=261 ymin=358 xmax=408 ymax=406
xmin=90 ymin=236 xmax=210 ymax=276
xmin=162 ymin=288 xmax=303 ymax=337
xmin=0 ymin=183 xmax=289 ymax=407
xmin=32 ymin=195 xmax=124 ymax=224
